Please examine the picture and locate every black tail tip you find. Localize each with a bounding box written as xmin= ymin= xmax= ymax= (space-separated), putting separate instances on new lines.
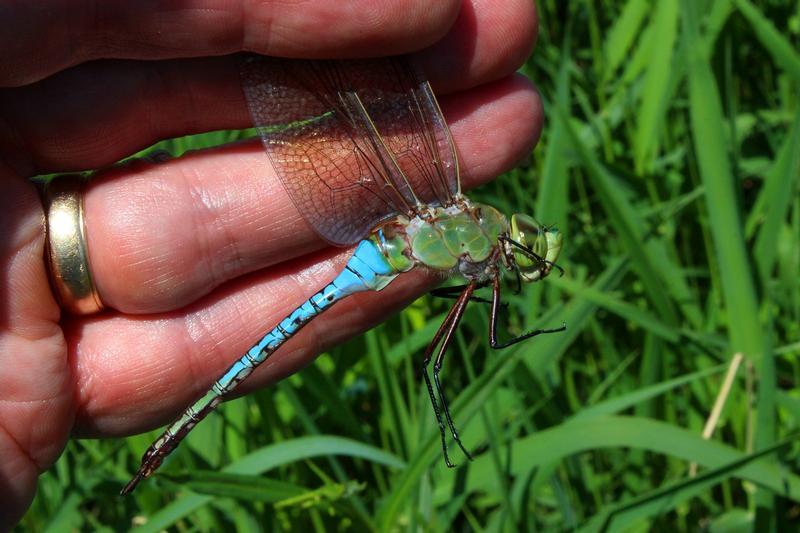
xmin=120 ymin=474 xmax=143 ymax=496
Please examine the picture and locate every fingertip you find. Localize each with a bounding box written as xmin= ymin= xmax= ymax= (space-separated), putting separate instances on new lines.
xmin=445 ymin=73 xmax=543 ymax=188
xmin=357 ymin=0 xmax=463 ymax=55
xmin=421 ymin=0 xmax=539 ymax=93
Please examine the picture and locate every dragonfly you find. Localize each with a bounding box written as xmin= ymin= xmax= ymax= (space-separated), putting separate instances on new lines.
xmin=121 ymin=54 xmax=564 ymax=495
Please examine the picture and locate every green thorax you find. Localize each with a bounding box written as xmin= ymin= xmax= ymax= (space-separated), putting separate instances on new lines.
xmin=371 ymin=202 xmax=508 ymax=273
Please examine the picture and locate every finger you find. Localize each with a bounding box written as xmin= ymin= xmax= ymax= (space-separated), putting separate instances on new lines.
xmin=70 ymin=245 xmax=440 ymax=437
xmin=418 ymin=0 xmax=538 ymax=93
xmin=83 ymin=75 xmax=542 ymax=312
xmin=0 ymin=170 xmax=73 ymax=527
xmin=1 ymin=0 xmax=538 ymax=175
xmin=0 ymin=0 xmax=461 ymax=87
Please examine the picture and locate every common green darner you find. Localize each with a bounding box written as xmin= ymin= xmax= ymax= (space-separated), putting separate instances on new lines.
xmin=121 ymin=54 xmax=564 ymax=495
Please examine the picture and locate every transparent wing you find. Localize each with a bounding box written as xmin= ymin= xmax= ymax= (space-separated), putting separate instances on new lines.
xmin=241 ymin=54 xmax=460 ymax=246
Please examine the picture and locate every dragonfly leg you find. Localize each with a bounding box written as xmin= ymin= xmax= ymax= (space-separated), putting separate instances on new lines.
xmin=430 ymin=281 xmax=499 ymax=306
xmin=489 ymin=276 xmax=566 ymax=349
xmin=432 ymin=282 xmax=476 ymax=462
xmin=422 ymin=306 xmax=455 ymax=468
xmin=509 ymin=263 xmax=523 ymax=295
xmin=422 ymin=297 xmax=463 ymax=468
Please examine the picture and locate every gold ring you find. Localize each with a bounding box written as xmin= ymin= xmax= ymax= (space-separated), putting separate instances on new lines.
xmin=42 ymin=174 xmax=104 ymax=314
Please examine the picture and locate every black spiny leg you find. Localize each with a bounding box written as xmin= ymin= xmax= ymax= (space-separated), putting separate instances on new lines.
xmin=509 ymin=262 xmax=523 ymax=295
xmin=423 ymin=282 xmax=476 ymax=467
xmin=422 ymin=294 xmax=463 ymax=467
xmin=431 ymin=281 xmax=499 ymax=306
xmin=432 ymin=282 xmax=475 ymax=463
xmin=489 ymin=276 xmax=566 ymax=349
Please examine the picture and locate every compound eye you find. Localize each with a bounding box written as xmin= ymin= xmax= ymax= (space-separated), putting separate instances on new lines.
xmin=510 ymin=214 xmax=544 ymax=250
xmin=509 ymin=214 xmax=562 ymax=282
xmin=544 ymin=229 xmax=563 ymax=264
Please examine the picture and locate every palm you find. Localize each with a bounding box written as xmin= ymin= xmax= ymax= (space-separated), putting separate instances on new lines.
xmin=0 ymin=173 xmax=73 ymax=525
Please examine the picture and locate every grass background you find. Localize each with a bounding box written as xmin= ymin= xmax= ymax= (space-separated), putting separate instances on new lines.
xmin=20 ymin=0 xmax=800 ymax=531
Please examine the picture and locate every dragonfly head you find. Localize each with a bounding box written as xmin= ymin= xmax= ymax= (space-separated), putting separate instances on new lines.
xmin=508 ymin=214 xmax=563 ymax=282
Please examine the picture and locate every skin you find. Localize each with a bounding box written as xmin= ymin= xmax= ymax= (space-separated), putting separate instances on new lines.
xmin=0 ymin=0 xmax=543 ymax=526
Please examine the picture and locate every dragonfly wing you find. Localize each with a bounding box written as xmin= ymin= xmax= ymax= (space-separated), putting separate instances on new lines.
xmin=374 ymin=58 xmax=461 ymax=205
xmin=241 ymin=55 xmax=460 ymax=246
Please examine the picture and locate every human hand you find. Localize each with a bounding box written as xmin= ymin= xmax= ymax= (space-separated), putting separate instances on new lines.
xmin=0 ymin=0 xmax=542 ymax=526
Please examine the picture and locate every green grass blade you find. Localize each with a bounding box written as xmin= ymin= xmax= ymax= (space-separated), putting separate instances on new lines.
xmin=573 ymin=364 xmax=727 ymax=420
xmin=131 ymin=436 xmax=403 ymax=532
xmin=751 ymin=109 xmax=800 ymax=280
xmin=682 ymin=2 xmax=776 ymax=526
xmin=578 ymin=435 xmax=797 ymax=532
xmin=633 ymin=0 xmax=679 ymax=173
xmin=163 ymin=471 xmax=306 ymax=502
xmin=603 ymin=0 xmax=649 ymax=81
xmin=682 ymin=0 xmax=765 ymax=370
xmin=458 ymin=416 xmax=800 ymax=499
xmin=549 ymin=274 xmax=681 ymax=343
xmin=560 ymin=108 xmax=679 ymax=324
xmin=536 ymin=55 xmax=572 ymax=230
xmin=733 ymin=0 xmax=800 ymax=83
xmin=703 ymin=0 xmax=735 ymax=54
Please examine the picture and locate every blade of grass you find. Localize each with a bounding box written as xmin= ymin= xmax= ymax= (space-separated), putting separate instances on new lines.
xmin=457 ymin=416 xmax=800 ymax=500
xmin=704 ymin=0 xmax=735 ymax=54
xmin=536 ymin=52 xmax=572 ymax=231
xmin=578 ymin=434 xmax=797 ymax=532
xmin=733 ymin=0 xmax=800 ymax=83
xmin=682 ymin=1 xmax=773 ymax=526
xmin=750 ymin=109 xmax=800 ymax=281
xmin=633 ymin=0 xmax=679 ymax=174
xmin=131 ymin=436 xmax=403 ymax=533
xmin=522 ymin=363 xmax=730 ymax=501
xmin=573 ymin=363 xmax=727 ymax=421
xmin=549 ymin=274 xmax=681 ymax=343
xmin=560 ymin=106 xmax=679 ymax=324
xmin=603 ymin=0 xmax=650 ymax=82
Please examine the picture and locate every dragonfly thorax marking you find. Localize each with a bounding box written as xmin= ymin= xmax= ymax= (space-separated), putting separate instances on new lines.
xmin=371 ymin=202 xmax=509 ymax=280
